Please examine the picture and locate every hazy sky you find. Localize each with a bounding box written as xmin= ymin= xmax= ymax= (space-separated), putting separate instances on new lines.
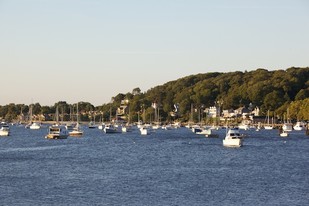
xmin=0 ymin=0 xmax=308 ymax=106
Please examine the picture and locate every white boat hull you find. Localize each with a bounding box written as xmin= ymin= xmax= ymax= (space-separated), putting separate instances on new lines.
xmin=0 ymin=124 xmax=10 ymax=136
xmin=0 ymin=130 xmax=10 ymax=136
xmin=264 ymin=126 xmax=273 ymax=130
xmin=140 ymin=128 xmax=148 ymax=135
xmin=280 ymin=131 xmax=289 ymax=137
xmin=223 ymin=139 xmax=242 ymax=147
xmin=196 ymin=129 xmax=212 ymax=135
xmin=30 ymin=122 xmax=41 ymax=130
xmin=223 ymin=128 xmax=243 ymax=147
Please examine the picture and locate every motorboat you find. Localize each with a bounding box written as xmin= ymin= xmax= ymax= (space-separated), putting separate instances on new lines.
xmin=30 ymin=122 xmax=41 ymax=130
xmin=45 ymin=125 xmax=69 ymax=139
xmin=0 ymin=122 xmax=10 ymax=136
xmin=104 ymin=124 xmax=122 ymax=134
xmin=223 ymin=128 xmax=243 ymax=147
xmin=140 ymin=127 xmax=148 ymax=135
xmin=280 ymin=130 xmax=289 ymax=137
xmin=196 ymin=128 xmax=212 ymax=136
xmin=191 ymin=125 xmax=202 ymax=133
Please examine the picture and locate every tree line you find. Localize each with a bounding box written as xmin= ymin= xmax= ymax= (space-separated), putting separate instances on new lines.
xmin=1 ymin=67 xmax=308 ymax=123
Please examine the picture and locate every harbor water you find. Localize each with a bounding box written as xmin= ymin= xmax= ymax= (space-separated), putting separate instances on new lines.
xmin=0 ymin=126 xmax=308 ymax=205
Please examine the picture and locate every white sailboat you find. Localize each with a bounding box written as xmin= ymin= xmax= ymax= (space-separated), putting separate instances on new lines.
xmin=293 ymin=122 xmax=304 ymax=131
xmin=264 ymin=110 xmax=273 ymax=130
xmin=25 ymin=105 xmax=33 ymax=129
xmin=97 ymin=113 xmax=105 ymax=130
xmin=69 ymin=103 xmax=83 ymax=137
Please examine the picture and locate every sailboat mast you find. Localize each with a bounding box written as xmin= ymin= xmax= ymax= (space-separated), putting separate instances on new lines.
xmin=56 ymin=106 xmax=59 ymax=125
xmin=76 ymin=103 xmax=79 ymax=124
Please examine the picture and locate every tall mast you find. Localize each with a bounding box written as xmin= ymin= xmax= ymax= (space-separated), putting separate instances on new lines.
xmin=76 ymin=102 xmax=79 ymax=124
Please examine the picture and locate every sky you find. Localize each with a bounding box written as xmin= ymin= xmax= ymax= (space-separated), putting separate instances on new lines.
xmin=0 ymin=0 xmax=308 ymax=106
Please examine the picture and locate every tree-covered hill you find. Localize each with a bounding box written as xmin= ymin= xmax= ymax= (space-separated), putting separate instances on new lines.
xmin=104 ymin=67 xmax=308 ymax=122
xmin=1 ymin=67 xmax=308 ymax=122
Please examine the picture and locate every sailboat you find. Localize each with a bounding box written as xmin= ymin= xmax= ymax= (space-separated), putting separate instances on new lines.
xmin=69 ymin=103 xmax=83 ymax=137
xmin=98 ymin=113 xmax=105 ymax=130
xmin=25 ymin=105 xmax=33 ymax=129
xmin=293 ymin=121 xmax=304 ymax=131
xmin=264 ymin=110 xmax=273 ymax=130
xmin=282 ymin=109 xmax=293 ymax=132
xmin=24 ymin=104 xmax=41 ymax=129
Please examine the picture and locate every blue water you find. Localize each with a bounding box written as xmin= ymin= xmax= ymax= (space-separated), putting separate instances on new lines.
xmin=1 ymin=126 xmax=309 ymax=206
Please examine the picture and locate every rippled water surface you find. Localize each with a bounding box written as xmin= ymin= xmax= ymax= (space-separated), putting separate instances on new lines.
xmin=1 ymin=126 xmax=309 ymax=205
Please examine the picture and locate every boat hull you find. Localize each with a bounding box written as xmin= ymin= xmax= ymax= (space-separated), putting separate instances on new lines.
xmin=69 ymin=131 xmax=83 ymax=137
xmin=140 ymin=128 xmax=148 ymax=135
xmin=280 ymin=132 xmax=289 ymax=137
xmin=223 ymin=139 xmax=242 ymax=147
xmin=0 ymin=130 xmax=10 ymax=136
xmin=45 ymin=134 xmax=69 ymax=139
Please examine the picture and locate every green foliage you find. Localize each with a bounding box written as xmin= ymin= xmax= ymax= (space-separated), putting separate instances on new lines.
xmin=289 ymin=98 xmax=309 ymax=120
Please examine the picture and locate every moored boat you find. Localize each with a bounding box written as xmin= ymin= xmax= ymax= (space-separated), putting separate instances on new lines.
xmin=88 ymin=121 xmax=97 ymax=129
xmin=223 ymin=128 xmax=243 ymax=147
xmin=293 ymin=122 xmax=304 ymax=131
xmin=104 ymin=124 xmax=122 ymax=133
xmin=0 ymin=122 xmax=10 ymax=136
xmin=140 ymin=127 xmax=148 ymax=135
xmin=69 ymin=123 xmax=83 ymax=137
xmin=280 ymin=130 xmax=289 ymax=137
xmin=282 ymin=123 xmax=293 ymax=132
xmin=29 ymin=122 xmax=41 ymax=130
xmin=69 ymin=103 xmax=83 ymax=137
xmin=45 ymin=125 xmax=69 ymax=139
xmin=264 ymin=110 xmax=274 ymax=130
